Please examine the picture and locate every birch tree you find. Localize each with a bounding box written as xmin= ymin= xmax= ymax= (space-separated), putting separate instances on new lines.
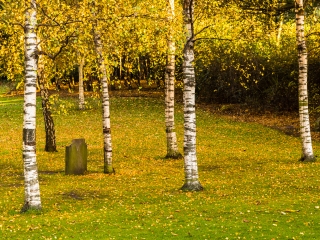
xmin=92 ymin=2 xmax=114 ymax=173
xmin=22 ymin=0 xmax=41 ymax=211
xmin=78 ymin=53 xmax=85 ymax=110
xmin=295 ymin=0 xmax=315 ymax=162
xmin=181 ymin=0 xmax=203 ymax=191
xmin=165 ymin=0 xmax=182 ymax=159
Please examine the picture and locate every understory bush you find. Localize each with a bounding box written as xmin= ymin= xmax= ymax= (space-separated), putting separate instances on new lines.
xmin=195 ymin=21 xmax=320 ymax=111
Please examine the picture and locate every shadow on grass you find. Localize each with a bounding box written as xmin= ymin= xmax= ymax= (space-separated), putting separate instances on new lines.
xmin=61 ymin=190 xmax=110 ymax=200
xmin=199 ymin=164 xmax=222 ymax=172
xmin=38 ymin=170 xmax=64 ymax=175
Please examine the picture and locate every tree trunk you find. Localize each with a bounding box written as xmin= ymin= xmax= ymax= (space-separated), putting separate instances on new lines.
xmin=37 ymin=39 xmax=57 ymax=152
xmin=295 ymin=0 xmax=315 ymax=162
xmin=181 ymin=0 xmax=203 ymax=191
xmin=119 ymin=55 xmax=122 ymax=80
xmin=276 ymin=14 xmax=284 ymax=47
xmin=22 ymin=0 xmax=41 ymax=212
xmin=38 ymin=63 xmax=57 ymax=152
xmin=78 ymin=56 xmax=85 ymax=110
xmin=165 ymin=0 xmax=182 ymax=159
xmin=92 ymin=5 xmax=114 ymax=174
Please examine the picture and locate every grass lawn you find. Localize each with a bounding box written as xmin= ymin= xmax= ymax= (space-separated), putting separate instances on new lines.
xmin=1 ymin=84 xmax=320 ymax=239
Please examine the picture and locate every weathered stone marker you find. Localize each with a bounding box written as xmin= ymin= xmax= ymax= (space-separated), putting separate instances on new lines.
xmin=65 ymin=139 xmax=87 ymax=175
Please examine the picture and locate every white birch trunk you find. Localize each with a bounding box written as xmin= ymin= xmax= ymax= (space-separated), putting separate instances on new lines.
xmin=276 ymin=14 xmax=284 ymax=47
xmin=92 ymin=13 xmax=114 ymax=173
xmin=295 ymin=0 xmax=315 ymax=162
xmin=181 ymin=0 xmax=203 ymax=191
xmin=22 ymin=0 xmax=41 ymax=211
xmin=78 ymin=56 xmax=85 ymax=110
xmin=165 ymin=0 xmax=182 ymax=159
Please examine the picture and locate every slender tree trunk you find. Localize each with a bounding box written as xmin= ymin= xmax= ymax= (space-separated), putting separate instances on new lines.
xmin=137 ymin=57 xmax=141 ymax=86
xmin=92 ymin=6 xmax=114 ymax=173
xmin=119 ymin=55 xmax=122 ymax=80
xmin=37 ymin=39 xmax=57 ymax=152
xmin=22 ymin=0 xmax=41 ymax=212
xmin=38 ymin=61 xmax=57 ymax=152
xmin=181 ymin=0 xmax=203 ymax=191
xmin=78 ymin=56 xmax=85 ymax=110
xmin=276 ymin=14 xmax=284 ymax=47
xmin=295 ymin=0 xmax=315 ymax=162
xmin=165 ymin=0 xmax=182 ymax=159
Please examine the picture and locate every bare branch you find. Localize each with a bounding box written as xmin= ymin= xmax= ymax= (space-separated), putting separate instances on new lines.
xmin=194 ymin=37 xmax=233 ymax=42
xmin=306 ymin=32 xmax=320 ymax=38
xmin=194 ymin=24 xmax=214 ymax=38
xmin=37 ymin=32 xmax=77 ymax=60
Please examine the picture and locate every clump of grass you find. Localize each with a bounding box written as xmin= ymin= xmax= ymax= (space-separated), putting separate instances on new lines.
xmin=0 ymin=94 xmax=320 ymax=239
xmin=0 ymin=83 xmax=10 ymax=95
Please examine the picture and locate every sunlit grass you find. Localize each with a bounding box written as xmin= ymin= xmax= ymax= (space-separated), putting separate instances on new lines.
xmin=0 ymin=93 xmax=320 ymax=239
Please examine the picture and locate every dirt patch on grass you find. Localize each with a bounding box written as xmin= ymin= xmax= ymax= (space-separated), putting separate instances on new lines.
xmin=61 ymin=190 xmax=109 ymax=200
xmin=39 ymin=171 xmax=62 ymax=175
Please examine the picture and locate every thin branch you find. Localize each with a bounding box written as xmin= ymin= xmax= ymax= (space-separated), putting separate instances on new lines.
xmin=38 ymin=20 xmax=83 ymax=28
xmin=38 ymin=5 xmax=63 ymax=27
xmin=37 ymin=4 xmax=79 ymax=29
xmin=11 ymin=23 xmax=25 ymax=30
xmin=239 ymin=3 xmax=295 ymax=17
xmin=97 ymin=13 xmax=167 ymax=22
xmin=306 ymin=32 xmax=320 ymax=38
xmin=37 ymin=32 xmax=77 ymax=60
xmin=308 ymin=45 xmax=320 ymax=53
xmin=194 ymin=37 xmax=233 ymax=42
xmin=194 ymin=24 xmax=214 ymax=38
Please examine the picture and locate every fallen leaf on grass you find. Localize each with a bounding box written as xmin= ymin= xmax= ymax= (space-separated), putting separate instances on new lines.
xmin=282 ymin=209 xmax=300 ymax=213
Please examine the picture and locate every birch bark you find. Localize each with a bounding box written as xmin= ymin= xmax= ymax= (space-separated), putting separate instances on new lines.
xmin=22 ymin=0 xmax=41 ymax=211
xmin=165 ymin=0 xmax=182 ymax=159
xmin=295 ymin=0 xmax=315 ymax=162
xmin=181 ymin=0 xmax=203 ymax=191
xmin=92 ymin=7 xmax=114 ymax=173
xmin=276 ymin=14 xmax=284 ymax=47
xmin=78 ymin=55 xmax=85 ymax=110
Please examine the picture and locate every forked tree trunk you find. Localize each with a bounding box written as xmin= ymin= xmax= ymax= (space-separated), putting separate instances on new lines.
xmin=92 ymin=6 xmax=114 ymax=173
xmin=181 ymin=0 xmax=203 ymax=191
xmin=165 ymin=0 xmax=182 ymax=159
xmin=38 ymin=41 xmax=57 ymax=152
xmin=78 ymin=56 xmax=85 ymax=110
xmin=21 ymin=0 xmax=41 ymax=212
xmin=295 ymin=0 xmax=315 ymax=162
xmin=276 ymin=14 xmax=284 ymax=47
xmin=38 ymin=64 xmax=57 ymax=152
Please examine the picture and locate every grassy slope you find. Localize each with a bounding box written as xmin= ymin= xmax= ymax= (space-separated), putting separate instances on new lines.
xmin=0 ymin=87 xmax=320 ymax=239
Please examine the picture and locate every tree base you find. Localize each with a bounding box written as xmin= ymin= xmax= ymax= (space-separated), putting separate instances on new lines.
xmin=104 ymin=166 xmax=115 ymax=174
xmin=165 ymin=151 xmax=183 ymax=159
xmin=21 ymin=202 xmax=42 ymax=213
xmin=45 ymin=145 xmax=57 ymax=152
xmin=299 ymin=155 xmax=316 ymax=163
xmin=181 ymin=181 xmax=204 ymax=192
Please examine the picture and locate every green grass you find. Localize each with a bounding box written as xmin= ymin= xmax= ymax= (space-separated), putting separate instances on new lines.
xmin=1 ymin=92 xmax=320 ymax=239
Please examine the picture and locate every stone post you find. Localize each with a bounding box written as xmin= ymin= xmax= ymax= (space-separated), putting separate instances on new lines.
xmin=65 ymin=139 xmax=87 ymax=175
